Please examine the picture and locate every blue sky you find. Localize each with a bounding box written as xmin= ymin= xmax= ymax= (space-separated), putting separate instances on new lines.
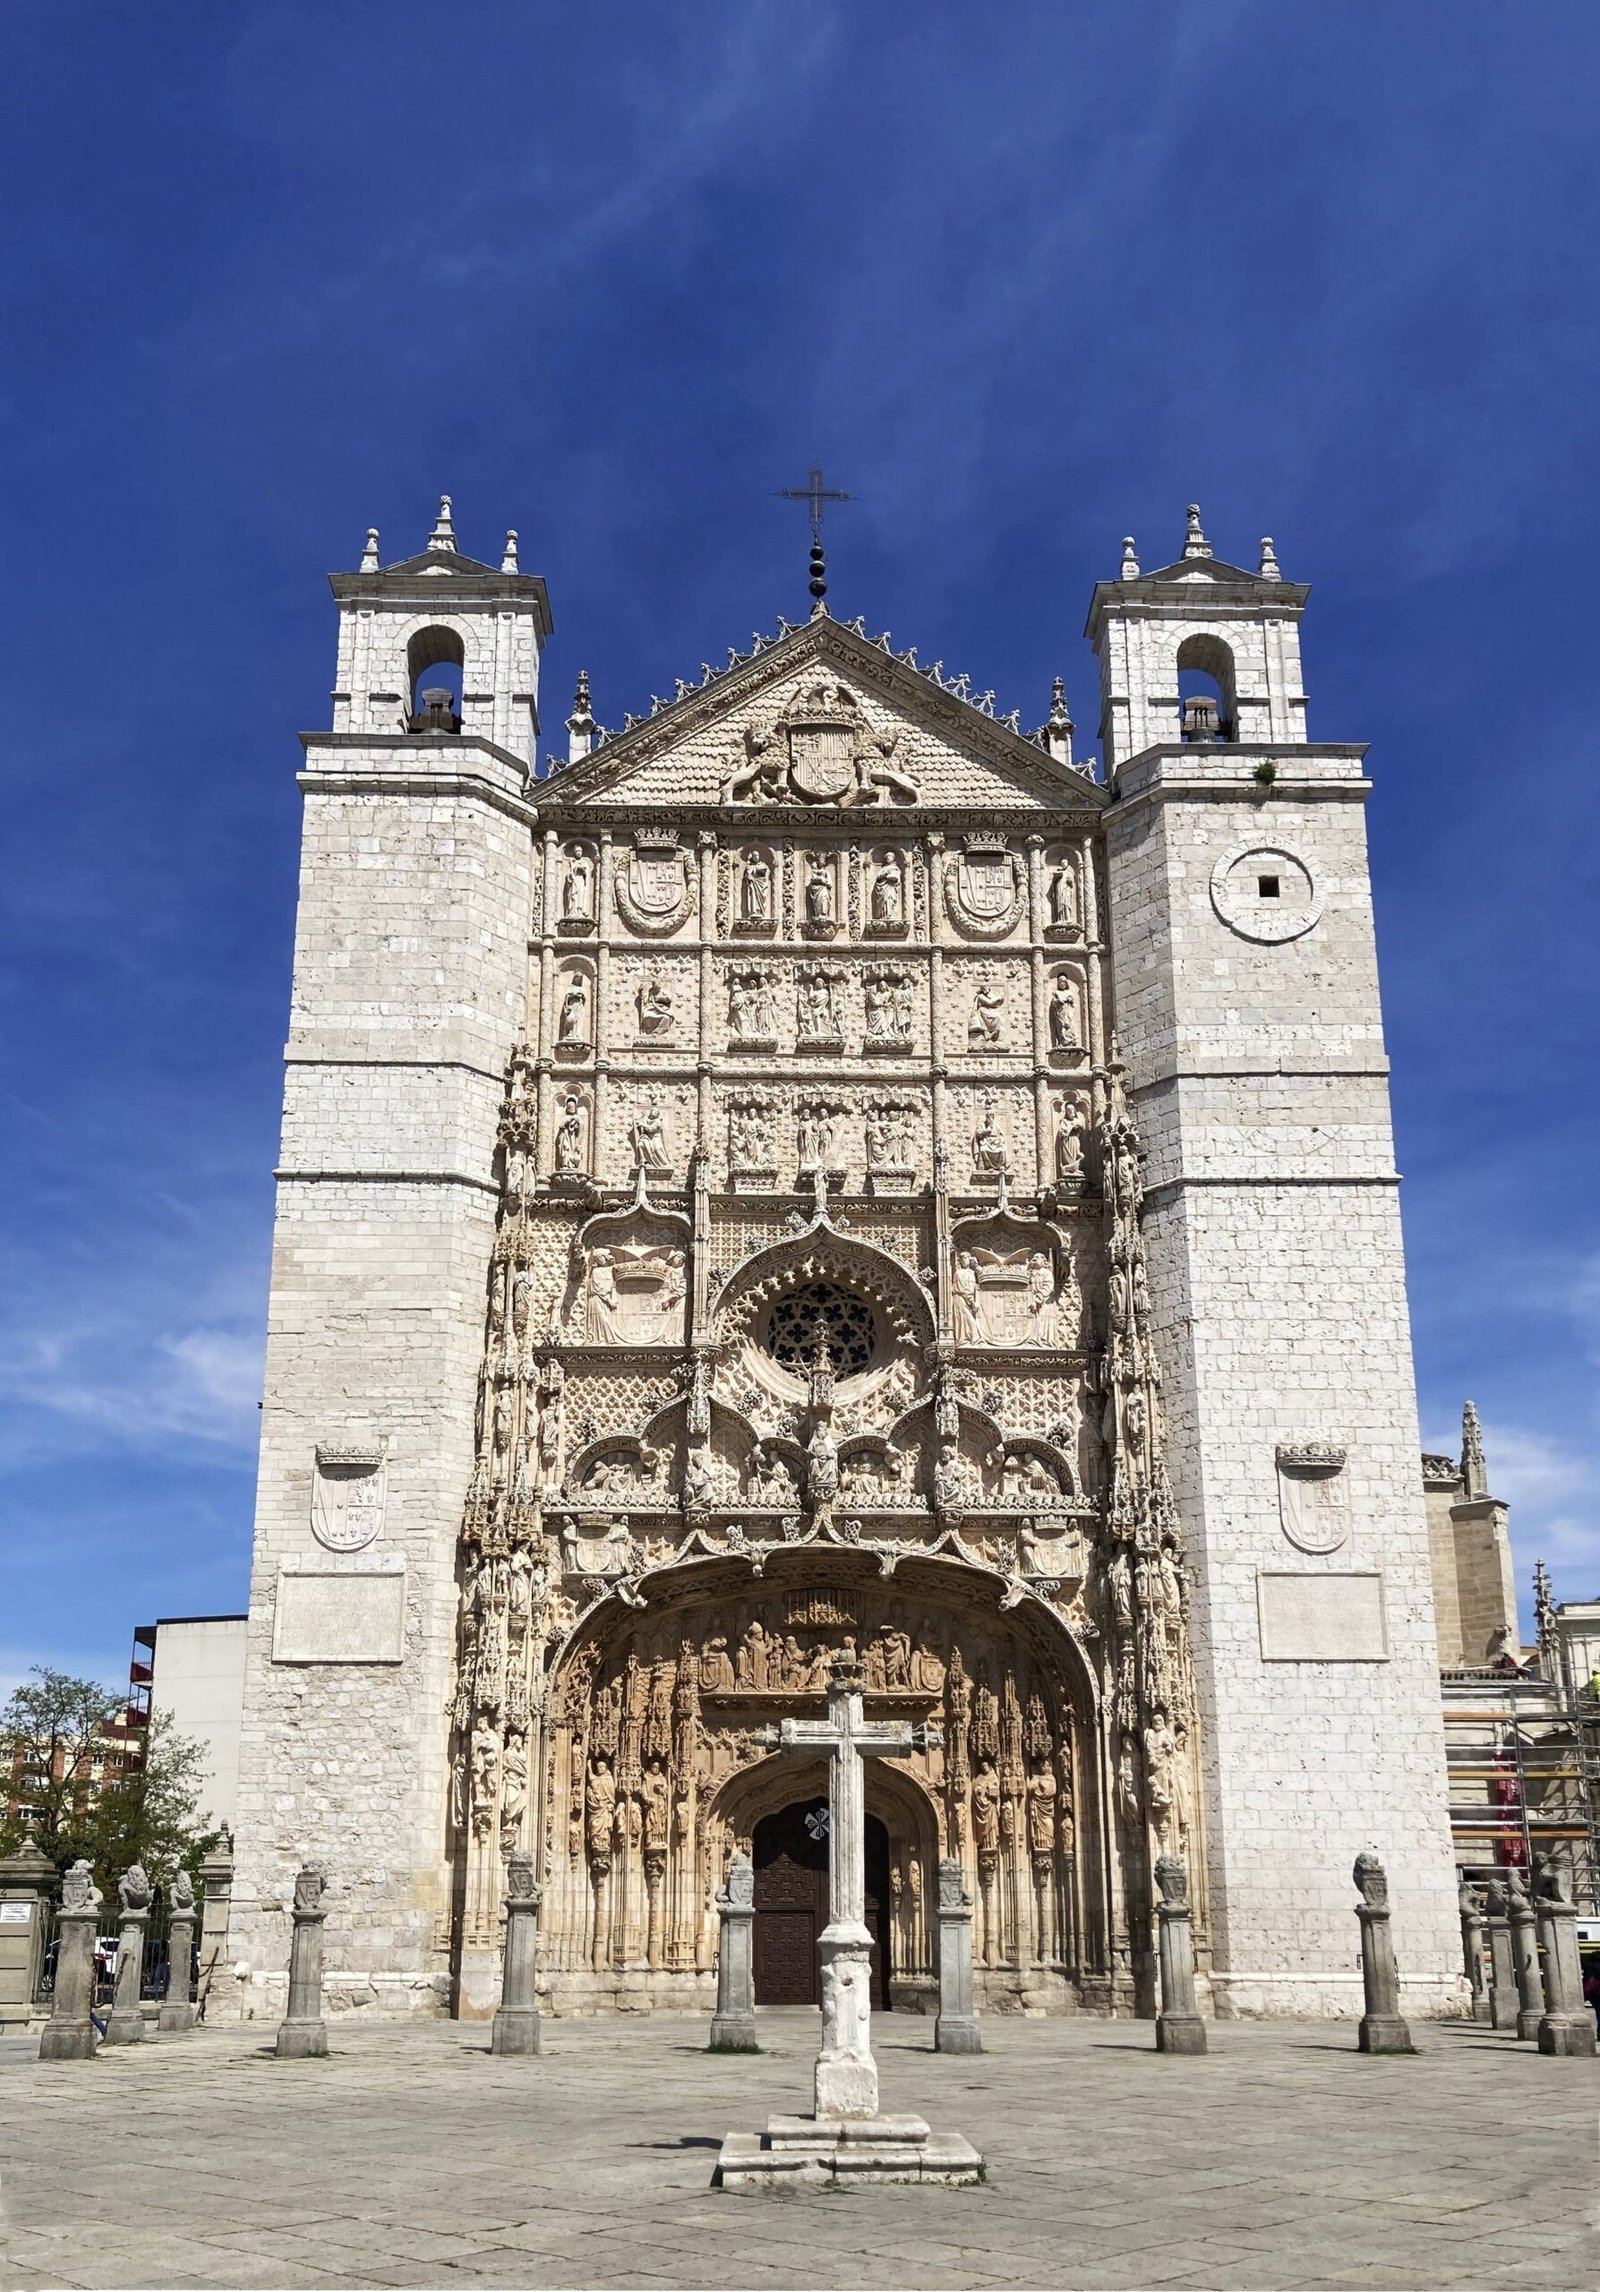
xmin=3 ymin=1 xmax=1597 ymax=1694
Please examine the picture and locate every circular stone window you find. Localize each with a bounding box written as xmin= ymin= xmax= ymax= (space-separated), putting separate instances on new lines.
xmin=1210 ymin=843 xmax=1322 ymax=943
xmin=763 ymin=1282 xmax=876 ymax=1378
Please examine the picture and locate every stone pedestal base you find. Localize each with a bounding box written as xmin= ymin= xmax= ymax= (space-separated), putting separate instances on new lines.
xmin=717 ymin=2114 xmax=984 ymax=2191
xmin=709 ymin=2008 xmax=758 ymax=2050
xmin=158 ymin=2000 xmax=197 ymax=2034
xmin=1537 ymin=2014 xmax=1597 ymax=2058
xmin=275 ymin=2018 xmax=328 ymax=2059
xmin=1357 ymin=2013 xmax=1414 ymax=2055
xmin=38 ymin=2024 xmax=97 ymax=2061
xmin=1156 ymin=2011 xmax=1207 ymax=2055
xmin=933 ymin=2013 xmax=982 ymax=2054
xmin=102 ymin=2008 xmax=145 ymax=2045
xmin=490 ymin=2005 xmax=542 ymax=2055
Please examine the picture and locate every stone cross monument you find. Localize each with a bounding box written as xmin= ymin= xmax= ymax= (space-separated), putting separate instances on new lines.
xmin=770 ymin=1659 xmax=936 ymax=2117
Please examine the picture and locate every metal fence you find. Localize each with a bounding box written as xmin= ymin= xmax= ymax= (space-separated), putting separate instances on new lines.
xmin=32 ymin=1879 xmax=190 ymax=2008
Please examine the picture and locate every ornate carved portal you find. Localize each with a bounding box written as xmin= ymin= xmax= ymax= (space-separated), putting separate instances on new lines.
xmin=532 ymin=1562 xmax=1088 ymax=2008
xmin=444 ymin=646 xmax=1203 ymax=2019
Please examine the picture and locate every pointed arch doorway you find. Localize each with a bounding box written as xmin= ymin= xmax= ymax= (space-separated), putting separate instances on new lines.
xmin=751 ymin=1799 xmax=892 ymax=2008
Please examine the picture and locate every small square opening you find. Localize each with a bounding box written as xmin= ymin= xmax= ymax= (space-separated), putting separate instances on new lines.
xmin=1257 ymin=874 xmax=1281 ymax=900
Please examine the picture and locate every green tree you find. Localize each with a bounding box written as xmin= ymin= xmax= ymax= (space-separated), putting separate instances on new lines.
xmin=0 ymin=1666 xmax=120 ymax=1867
xmin=88 ymin=1708 xmax=222 ymax=1899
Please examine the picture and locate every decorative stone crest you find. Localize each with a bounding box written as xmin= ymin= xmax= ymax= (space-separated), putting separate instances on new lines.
xmin=721 ymin=682 xmax=920 ymax=808
xmin=614 ymin=831 xmax=694 ymax=935
xmin=1275 ymin=1443 xmax=1351 ymax=1554
xmin=311 ymin=1444 xmax=387 ymax=1552
xmin=944 ymin=835 xmax=1024 ymax=939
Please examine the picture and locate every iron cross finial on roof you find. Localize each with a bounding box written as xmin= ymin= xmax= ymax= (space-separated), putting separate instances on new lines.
xmin=778 ymin=463 xmax=855 ymax=614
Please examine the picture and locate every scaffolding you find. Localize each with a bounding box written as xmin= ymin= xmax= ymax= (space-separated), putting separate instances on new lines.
xmin=1442 ymin=1665 xmax=1600 ymax=1910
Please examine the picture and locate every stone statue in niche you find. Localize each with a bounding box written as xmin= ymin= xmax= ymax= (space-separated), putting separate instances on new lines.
xmin=970 ymin=1104 xmax=1009 ymax=1182
xmin=803 ymin=857 xmax=837 ymax=932
xmin=562 ymin=848 xmax=594 ymax=922
xmin=868 ymin=852 xmax=906 ymax=928
xmin=1046 ymin=861 xmax=1077 ymax=933
xmin=795 ymin=1104 xmax=838 ymax=1176
xmin=636 ymin=978 xmax=675 ymax=1038
xmin=1027 ymin=1251 xmax=1062 ymax=1343
xmin=729 ymin=1101 xmax=775 ymax=1172
xmin=797 ymin=970 xmax=842 ymax=1043
xmin=728 ymin=970 xmax=776 ymax=1046
xmin=865 ymin=1104 xmax=916 ymax=1179
xmin=629 ymin=1097 xmax=672 ymax=1176
xmin=557 ymin=972 xmax=590 ymax=1048
xmin=967 ymin=978 xmax=1006 ymax=1049
xmin=555 ymin=1094 xmax=586 ymax=1174
xmin=739 ymin=850 xmax=773 ymax=924
xmin=1054 ymin=1106 xmax=1084 ymax=1184
xmin=1048 ymin=973 xmax=1080 ymax=1052
xmin=864 ymin=971 xmax=913 ymax=1047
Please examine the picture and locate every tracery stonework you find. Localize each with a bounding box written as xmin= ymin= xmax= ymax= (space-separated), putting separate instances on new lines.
xmin=444 ymin=628 xmax=1200 ymax=2016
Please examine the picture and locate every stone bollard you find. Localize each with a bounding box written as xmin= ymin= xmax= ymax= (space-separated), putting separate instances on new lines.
xmin=934 ymin=1856 xmax=982 ymax=2055
xmin=708 ymin=1851 xmax=758 ymax=2051
xmin=274 ymin=1864 xmax=329 ymax=2059
xmin=196 ymin=1847 xmax=234 ymax=2019
xmin=158 ymin=1870 xmax=198 ymax=2034
xmin=1533 ymin=1854 xmax=1597 ymax=2058
xmin=1483 ymin=1881 xmax=1519 ymax=2031
xmin=103 ymin=1863 xmax=151 ymax=2046
xmin=1503 ymin=1870 xmax=1545 ymax=2042
xmin=1458 ymin=1880 xmax=1490 ymax=2022
xmin=38 ymin=1861 xmax=102 ymax=2061
xmin=490 ymin=1852 xmax=542 ymax=2056
xmin=1154 ymin=1852 xmax=1207 ymax=2055
xmin=1353 ymin=1852 xmax=1413 ymax=2054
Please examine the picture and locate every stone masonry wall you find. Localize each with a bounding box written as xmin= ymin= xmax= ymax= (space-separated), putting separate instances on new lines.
xmin=1106 ymin=742 xmax=1463 ymax=2016
xmin=227 ymin=740 xmax=534 ymax=2023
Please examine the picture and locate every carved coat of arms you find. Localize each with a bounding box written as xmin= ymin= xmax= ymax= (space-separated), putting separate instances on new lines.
xmin=614 ymin=832 xmax=695 ymax=934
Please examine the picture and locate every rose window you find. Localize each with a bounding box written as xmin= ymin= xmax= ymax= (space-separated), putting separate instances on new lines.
xmin=764 ymin=1282 xmax=876 ymax=1378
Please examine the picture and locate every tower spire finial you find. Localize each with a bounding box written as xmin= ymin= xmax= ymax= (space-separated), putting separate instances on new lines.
xmin=1183 ymin=504 xmax=1212 ymax=560
xmin=566 ymin=668 xmax=596 ymax=764
xmin=1043 ymin=675 xmax=1074 ymax=765
xmin=1258 ymin=535 xmax=1282 ymax=580
xmin=360 ymin=528 xmax=381 ymax=573
xmin=1461 ymin=1399 xmax=1487 ymax=1500
xmin=1119 ymin=536 xmax=1140 ymax=580
xmin=427 ymin=494 xmax=457 ymax=554
xmin=501 ymin=528 xmax=519 ymax=574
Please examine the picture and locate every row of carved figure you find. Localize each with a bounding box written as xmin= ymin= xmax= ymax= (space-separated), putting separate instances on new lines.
xmin=547 ymin=966 xmax=1083 ymax=1057
xmin=537 ymin=1088 xmax=1087 ymax=1191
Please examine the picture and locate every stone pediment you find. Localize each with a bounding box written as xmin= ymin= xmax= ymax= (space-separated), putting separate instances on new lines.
xmin=540 ymin=617 xmax=1100 ymax=819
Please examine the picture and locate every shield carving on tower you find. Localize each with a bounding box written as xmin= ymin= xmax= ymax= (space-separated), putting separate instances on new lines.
xmin=957 ymin=848 xmax=1012 ymax=918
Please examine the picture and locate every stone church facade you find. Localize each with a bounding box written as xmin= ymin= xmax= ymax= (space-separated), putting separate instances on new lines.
xmin=228 ymin=502 xmax=1462 ymax=2025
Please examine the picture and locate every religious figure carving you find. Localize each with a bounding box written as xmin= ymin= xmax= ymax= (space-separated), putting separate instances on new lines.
xmin=796 ymin=1104 xmax=837 ymax=1175
xmin=636 ymin=977 xmax=675 ymax=1038
xmin=804 ymin=857 xmax=837 ymax=932
xmin=729 ymin=1100 xmax=775 ymax=1172
xmin=740 ymin=849 xmax=773 ymax=923
xmin=728 ymin=970 xmax=776 ymax=1045
xmin=967 ymin=978 xmax=1006 ymax=1049
xmin=556 ymin=972 xmax=590 ymax=1048
xmin=1027 ymin=1251 xmax=1061 ymax=1344
xmin=864 ymin=970 xmax=913 ymax=1047
xmin=555 ymin=1094 xmax=585 ymax=1173
xmin=970 ymin=1106 xmax=1009 ymax=1182
xmin=1054 ymin=1107 xmax=1084 ymax=1184
xmin=869 ymin=853 xmax=906 ymax=926
xmin=797 ymin=968 xmax=842 ymax=1043
xmin=1048 ymin=973 xmax=1080 ymax=1052
xmin=865 ymin=1103 xmax=916 ymax=1178
xmin=629 ymin=1098 xmax=672 ymax=1177
xmin=953 ymin=1250 xmax=991 ymax=1345
xmin=640 ymin=1760 xmax=670 ymax=1854
xmin=499 ymin=1734 xmax=528 ymax=1850
xmin=1046 ymin=860 xmax=1077 ymax=932
xmin=584 ymin=1249 xmax=624 ymax=1343
xmin=585 ymin=1759 xmax=616 ymax=1867
xmin=971 ymin=1765 xmax=1001 ymax=1862
xmin=562 ymin=847 xmax=594 ymax=923
xmin=1027 ymin=1764 xmax=1058 ymax=1857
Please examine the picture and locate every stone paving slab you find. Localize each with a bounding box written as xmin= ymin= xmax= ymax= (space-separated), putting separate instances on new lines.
xmin=0 ymin=2010 xmax=1595 ymax=2291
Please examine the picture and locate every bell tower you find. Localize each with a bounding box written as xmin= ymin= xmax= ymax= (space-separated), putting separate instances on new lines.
xmin=1092 ymin=511 xmax=1461 ymax=2017
xmin=229 ymin=500 xmax=551 ymax=2016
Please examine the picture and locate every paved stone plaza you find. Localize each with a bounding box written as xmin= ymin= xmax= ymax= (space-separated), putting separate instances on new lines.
xmin=1 ymin=2011 xmax=1594 ymax=2291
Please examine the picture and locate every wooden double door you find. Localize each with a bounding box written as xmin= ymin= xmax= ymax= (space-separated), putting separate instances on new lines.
xmin=751 ymin=1799 xmax=892 ymax=2007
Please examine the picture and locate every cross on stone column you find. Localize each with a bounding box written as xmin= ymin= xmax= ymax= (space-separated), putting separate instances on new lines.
xmin=768 ymin=1658 xmax=937 ymax=2118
